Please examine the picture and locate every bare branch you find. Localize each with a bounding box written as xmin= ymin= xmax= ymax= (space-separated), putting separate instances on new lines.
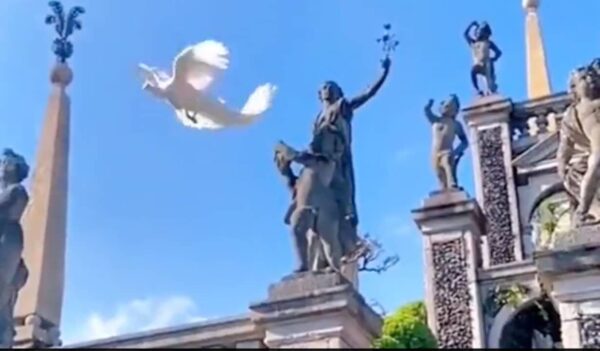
xmin=346 ymin=233 xmax=400 ymax=274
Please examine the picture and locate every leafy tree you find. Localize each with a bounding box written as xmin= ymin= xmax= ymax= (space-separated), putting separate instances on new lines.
xmin=374 ymin=301 xmax=437 ymax=349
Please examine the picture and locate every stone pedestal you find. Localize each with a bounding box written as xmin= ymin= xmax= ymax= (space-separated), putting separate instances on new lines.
xmin=249 ymin=272 xmax=382 ymax=348
xmin=412 ymin=190 xmax=486 ymax=348
xmin=535 ymin=225 xmax=600 ymax=348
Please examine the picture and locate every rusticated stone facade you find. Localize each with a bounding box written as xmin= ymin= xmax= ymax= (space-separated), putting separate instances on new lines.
xmin=580 ymin=314 xmax=600 ymax=348
xmin=478 ymin=127 xmax=515 ymax=265
xmin=432 ymin=238 xmax=472 ymax=348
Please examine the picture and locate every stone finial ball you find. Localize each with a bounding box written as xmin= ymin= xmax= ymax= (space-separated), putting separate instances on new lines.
xmin=50 ymin=63 xmax=73 ymax=86
xmin=522 ymin=0 xmax=540 ymax=10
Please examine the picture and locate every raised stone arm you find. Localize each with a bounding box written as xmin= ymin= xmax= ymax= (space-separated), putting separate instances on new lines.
xmin=424 ymin=99 xmax=440 ymax=124
xmin=349 ymin=57 xmax=391 ymax=110
xmin=464 ymin=21 xmax=478 ymax=45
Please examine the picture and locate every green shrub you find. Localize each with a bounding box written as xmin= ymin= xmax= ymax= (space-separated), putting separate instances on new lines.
xmin=373 ymin=301 xmax=437 ymax=349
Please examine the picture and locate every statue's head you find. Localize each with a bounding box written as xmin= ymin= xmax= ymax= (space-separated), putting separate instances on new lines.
xmin=440 ymin=94 xmax=460 ymax=118
xmin=0 ymin=149 xmax=29 ymax=184
xmin=475 ymin=22 xmax=492 ymax=40
xmin=319 ymin=81 xmax=344 ymax=103
xmin=568 ymin=66 xmax=597 ymax=100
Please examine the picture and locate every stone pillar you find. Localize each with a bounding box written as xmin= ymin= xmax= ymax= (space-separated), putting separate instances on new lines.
xmin=249 ymin=272 xmax=382 ymax=348
xmin=13 ymin=63 xmax=73 ymax=348
xmin=463 ymin=96 xmax=523 ymax=267
xmin=412 ymin=190 xmax=486 ymax=348
xmin=535 ymin=226 xmax=600 ymax=348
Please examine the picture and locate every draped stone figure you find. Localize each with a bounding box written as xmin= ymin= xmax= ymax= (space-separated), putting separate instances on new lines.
xmin=311 ymin=57 xmax=391 ymax=258
xmin=557 ymin=62 xmax=600 ymax=226
xmin=0 ymin=149 xmax=30 ymax=348
xmin=274 ymin=57 xmax=391 ymax=273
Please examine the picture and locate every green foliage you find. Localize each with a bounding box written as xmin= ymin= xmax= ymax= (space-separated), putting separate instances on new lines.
xmin=374 ymin=301 xmax=437 ymax=349
xmin=537 ymin=200 xmax=569 ymax=246
xmin=495 ymin=284 xmax=529 ymax=308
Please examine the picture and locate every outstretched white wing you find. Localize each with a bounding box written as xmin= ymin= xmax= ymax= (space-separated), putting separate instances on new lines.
xmin=172 ymin=40 xmax=230 ymax=91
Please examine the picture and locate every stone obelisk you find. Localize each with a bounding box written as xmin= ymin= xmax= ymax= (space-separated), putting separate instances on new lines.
xmin=14 ymin=2 xmax=85 ymax=348
xmin=523 ymin=0 xmax=552 ymax=99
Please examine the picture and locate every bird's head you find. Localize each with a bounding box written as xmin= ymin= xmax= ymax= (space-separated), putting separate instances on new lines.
xmin=138 ymin=64 xmax=167 ymax=98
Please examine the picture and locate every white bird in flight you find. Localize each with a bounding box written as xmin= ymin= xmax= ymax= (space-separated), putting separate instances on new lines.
xmin=138 ymin=40 xmax=277 ymax=130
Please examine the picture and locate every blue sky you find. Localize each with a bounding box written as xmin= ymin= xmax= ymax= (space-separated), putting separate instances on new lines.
xmin=1 ymin=0 xmax=600 ymax=344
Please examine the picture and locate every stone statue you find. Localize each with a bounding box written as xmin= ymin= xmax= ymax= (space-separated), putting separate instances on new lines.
xmin=0 ymin=149 xmax=30 ymax=348
xmin=274 ymin=123 xmax=346 ymax=273
xmin=464 ymin=21 xmax=502 ymax=96
xmin=0 ymin=260 xmax=28 ymax=347
xmin=557 ymin=63 xmax=600 ymax=226
xmin=424 ymin=95 xmax=469 ymax=190
xmin=312 ymin=57 xmax=391 ymax=258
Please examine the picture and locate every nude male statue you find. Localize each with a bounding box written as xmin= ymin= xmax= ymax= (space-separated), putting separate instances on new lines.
xmin=424 ymin=95 xmax=469 ymax=190
xmin=464 ymin=21 xmax=502 ymax=96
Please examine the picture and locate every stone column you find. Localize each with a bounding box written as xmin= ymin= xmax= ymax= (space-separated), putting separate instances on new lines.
xmin=412 ymin=190 xmax=486 ymax=348
xmin=249 ymin=272 xmax=382 ymax=348
xmin=535 ymin=227 xmax=600 ymax=348
xmin=13 ymin=63 xmax=72 ymax=348
xmin=463 ymin=96 xmax=523 ymax=267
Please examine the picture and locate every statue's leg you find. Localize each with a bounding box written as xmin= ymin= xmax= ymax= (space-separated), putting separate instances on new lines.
xmin=442 ymin=154 xmax=457 ymax=189
xmin=290 ymin=209 xmax=311 ymax=272
xmin=315 ymin=211 xmax=342 ymax=273
xmin=307 ymin=229 xmax=320 ymax=272
xmin=471 ymin=67 xmax=483 ymax=95
xmin=578 ymin=138 xmax=600 ymax=223
xmin=486 ymin=63 xmax=497 ymax=94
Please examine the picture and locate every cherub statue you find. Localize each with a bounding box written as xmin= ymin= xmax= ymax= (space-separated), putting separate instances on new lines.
xmin=464 ymin=21 xmax=502 ymax=96
xmin=424 ymin=95 xmax=469 ymax=190
xmin=0 ymin=149 xmax=30 ymax=348
xmin=557 ymin=65 xmax=600 ymax=226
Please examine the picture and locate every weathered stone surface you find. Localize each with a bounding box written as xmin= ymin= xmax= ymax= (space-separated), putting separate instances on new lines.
xmin=422 ymin=188 xmax=469 ymax=208
xmin=267 ymin=271 xmax=348 ymax=301
xmin=478 ymin=126 xmax=515 ymax=265
xmin=250 ymin=272 xmax=382 ymax=349
xmin=535 ymin=245 xmax=600 ymax=278
xmin=552 ymin=224 xmax=600 ymax=250
xmin=580 ymin=314 xmax=600 ymax=348
xmin=432 ymin=238 xmax=473 ymax=348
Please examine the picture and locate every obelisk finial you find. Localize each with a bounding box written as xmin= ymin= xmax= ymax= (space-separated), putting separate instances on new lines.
xmin=522 ymin=0 xmax=540 ymax=11
xmin=45 ymin=1 xmax=85 ymax=64
xmin=522 ymin=0 xmax=551 ymax=99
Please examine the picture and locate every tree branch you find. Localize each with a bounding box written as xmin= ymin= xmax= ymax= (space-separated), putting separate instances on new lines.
xmin=347 ymin=233 xmax=400 ymax=274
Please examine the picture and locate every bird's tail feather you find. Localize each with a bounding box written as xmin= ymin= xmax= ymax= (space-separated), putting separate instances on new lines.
xmin=241 ymin=83 xmax=277 ymax=117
